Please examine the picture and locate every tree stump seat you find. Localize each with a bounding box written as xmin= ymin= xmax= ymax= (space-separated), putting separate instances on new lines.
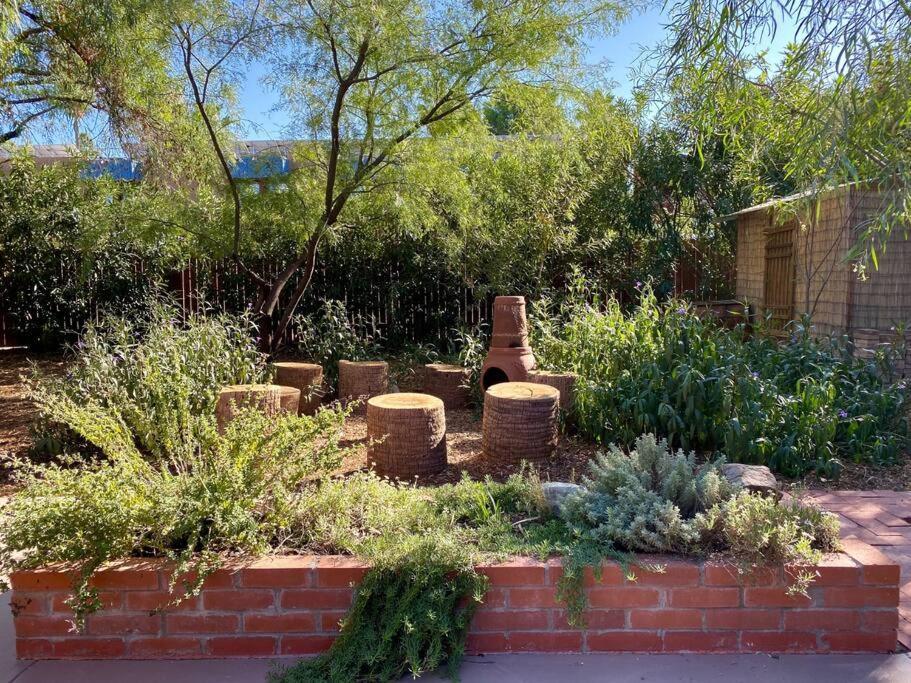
xmin=482 ymin=381 xmax=559 ymax=463
xmin=215 ymin=384 xmax=300 ymax=432
xmin=528 ymin=370 xmax=577 ymax=414
xmin=367 ymin=392 xmax=447 ymax=479
xmin=338 ymin=360 xmax=388 ymax=414
xmin=422 ymin=363 xmax=471 ymax=408
xmin=272 ymin=362 xmax=324 ymax=415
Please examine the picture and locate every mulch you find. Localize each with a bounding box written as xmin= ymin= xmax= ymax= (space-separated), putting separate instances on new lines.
xmin=336 ymin=408 xmax=598 ymax=486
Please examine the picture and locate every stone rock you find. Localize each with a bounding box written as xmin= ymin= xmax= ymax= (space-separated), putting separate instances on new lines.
xmin=722 ymin=463 xmax=779 ymax=496
xmin=541 ymin=482 xmax=585 ymax=516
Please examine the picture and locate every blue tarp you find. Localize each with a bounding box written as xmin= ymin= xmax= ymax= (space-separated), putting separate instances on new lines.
xmin=79 ymin=154 xmax=290 ymax=181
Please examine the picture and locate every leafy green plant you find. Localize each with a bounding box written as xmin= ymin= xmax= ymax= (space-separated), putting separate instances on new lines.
xmin=556 ymin=435 xmax=839 ymax=624
xmin=532 ymin=276 xmax=909 ymax=476
xmin=453 ymin=322 xmax=490 ymax=407
xmin=292 ymin=299 xmax=382 ymax=392
xmin=1 ymin=405 xmax=348 ymax=625
xmin=29 ymin=304 xmax=268 ymax=462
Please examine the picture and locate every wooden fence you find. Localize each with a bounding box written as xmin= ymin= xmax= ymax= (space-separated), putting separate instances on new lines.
xmin=1 ymin=248 xmax=733 ymax=349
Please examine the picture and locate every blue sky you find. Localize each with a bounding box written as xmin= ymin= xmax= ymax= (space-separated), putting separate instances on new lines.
xmin=238 ymin=5 xmax=672 ymax=139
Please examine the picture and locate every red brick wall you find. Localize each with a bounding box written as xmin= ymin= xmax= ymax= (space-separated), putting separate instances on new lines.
xmin=9 ymin=541 xmax=899 ymax=659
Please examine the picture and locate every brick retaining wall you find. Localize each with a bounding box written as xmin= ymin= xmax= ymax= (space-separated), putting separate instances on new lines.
xmin=9 ymin=540 xmax=899 ymax=659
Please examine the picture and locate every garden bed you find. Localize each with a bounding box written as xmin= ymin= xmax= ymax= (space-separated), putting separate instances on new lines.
xmin=10 ymin=541 xmax=899 ymax=660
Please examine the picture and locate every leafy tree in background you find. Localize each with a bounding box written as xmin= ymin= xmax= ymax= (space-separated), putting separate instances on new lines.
xmin=0 ymin=0 xmax=184 ymax=145
xmin=0 ymin=156 xmax=170 ymax=347
xmin=154 ymin=0 xmax=631 ymax=351
xmin=650 ymin=0 xmax=911 ymax=271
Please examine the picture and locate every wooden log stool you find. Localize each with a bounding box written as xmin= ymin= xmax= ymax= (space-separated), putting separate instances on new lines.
xmin=272 ymin=362 xmax=324 ymax=415
xmin=338 ymin=360 xmax=389 ymax=413
xmin=528 ymin=370 xmax=577 ymax=415
xmin=366 ymin=393 xmax=447 ymax=479
xmin=482 ymin=382 xmax=559 ymax=463
xmin=422 ymin=363 xmax=471 ymax=408
xmin=215 ymin=384 xmax=300 ymax=432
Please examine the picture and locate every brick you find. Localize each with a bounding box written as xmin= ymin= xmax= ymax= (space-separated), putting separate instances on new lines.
xmin=861 ymin=610 xmax=899 ymax=632
xmin=240 ymin=557 xmax=314 ymax=589
xmin=208 ymin=636 xmax=277 ymax=657
xmin=479 ymin=559 xmax=546 ymax=587
xmin=741 ymin=631 xmax=818 ymax=652
xmin=471 ymin=610 xmax=548 ymax=632
xmin=480 ymin=588 xmax=507 ymax=608
xmin=53 ymin=639 xmax=127 ymax=658
xmin=743 ymin=587 xmax=812 ymax=608
xmin=90 ymin=565 xmax=160 ymax=591
xmin=703 ymin=563 xmax=779 ymax=586
xmin=465 ymin=632 xmax=509 ymax=654
xmin=705 ymin=608 xmax=780 ymax=630
xmin=663 ymin=630 xmax=738 ymax=652
xmin=312 ymin=557 xmax=369 ymax=588
xmin=244 ymin=613 xmax=317 ymax=633
xmin=9 ymin=594 xmax=46 ymax=616
xmin=87 ymin=613 xmax=160 ymax=636
xmin=554 ymin=609 xmax=624 ymax=630
xmin=509 ymin=631 xmax=582 ymax=652
xmin=204 ymin=589 xmax=275 ymax=611
xmin=840 ymin=540 xmax=901 ymax=585
xmin=124 ymin=591 xmax=199 ymax=612
xmin=318 ymin=610 xmax=347 ymax=632
xmin=589 ymin=587 xmax=660 ymax=609
xmin=280 ymin=589 xmax=353 ymax=610
xmin=547 ymin=560 xmax=624 ymax=587
xmin=795 ymin=556 xmax=860 ymax=586
xmin=13 ymin=616 xmax=74 ymax=638
xmin=16 ymin=639 xmax=53 ymax=659
xmin=629 ymin=609 xmax=702 ymax=630
xmin=279 ymin=634 xmax=336 ymax=655
xmin=53 ymin=591 xmax=122 ymax=613
xmin=823 ymin=632 xmax=896 ymax=652
xmin=129 ymin=637 xmax=203 ymax=658
xmin=9 ymin=569 xmax=74 ymax=591
xmin=508 ymin=587 xmax=559 ymax=609
xmin=165 ymin=614 xmax=239 ymax=634
xmin=822 ymin=586 xmax=898 ymax=608
xmin=162 ymin=568 xmax=235 ymax=590
xmin=783 ymin=609 xmax=859 ymax=631
xmin=669 ymin=587 xmax=739 ymax=608
xmin=587 ymin=631 xmax=662 ymax=652
xmin=631 ymin=561 xmax=700 ymax=586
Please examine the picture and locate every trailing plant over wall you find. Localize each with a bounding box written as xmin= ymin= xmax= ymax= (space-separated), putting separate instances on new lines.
xmin=532 ymin=277 xmax=909 ymax=476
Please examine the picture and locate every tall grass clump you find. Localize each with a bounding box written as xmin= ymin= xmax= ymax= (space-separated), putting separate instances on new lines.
xmin=532 ymin=278 xmax=908 ymax=476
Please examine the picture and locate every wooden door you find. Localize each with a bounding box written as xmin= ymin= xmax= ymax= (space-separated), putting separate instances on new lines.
xmin=763 ymin=222 xmax=796 ymax=334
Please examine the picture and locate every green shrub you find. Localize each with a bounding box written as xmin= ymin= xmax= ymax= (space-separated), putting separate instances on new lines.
xmin=556 ymin=434 xmax=840 ymax=624
xmin=1 ymin=406 xmax=348 ymax=624
xmin=292 ymin=299 xmax=382 ymax=391
xmin=532 ymin=277 xmax=909 ymax=476
xmin=29 ymin=305 xmax=268 ymax=462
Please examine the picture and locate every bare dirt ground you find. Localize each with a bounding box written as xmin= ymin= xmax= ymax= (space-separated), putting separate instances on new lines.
xmin=0 ymin=351 xmax=65 ymax=485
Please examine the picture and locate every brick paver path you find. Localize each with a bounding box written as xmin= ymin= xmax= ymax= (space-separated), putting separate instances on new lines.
xmin=806 ymin=490 xmax=911 ymax=648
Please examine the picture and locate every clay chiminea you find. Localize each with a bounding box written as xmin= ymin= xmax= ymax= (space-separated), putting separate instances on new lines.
xmin=480 ymin=295 xmax=537 ymax=390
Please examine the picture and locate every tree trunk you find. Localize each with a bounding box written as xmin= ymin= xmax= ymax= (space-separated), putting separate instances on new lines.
xmin=254 ymin=234 xmax=321 ymax=354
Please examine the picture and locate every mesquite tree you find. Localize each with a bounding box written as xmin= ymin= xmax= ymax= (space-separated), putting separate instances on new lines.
xmin=169 ymin=0 xmax=626 ymax=351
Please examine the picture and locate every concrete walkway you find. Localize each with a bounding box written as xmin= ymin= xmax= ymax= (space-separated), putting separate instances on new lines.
xmin=806 ymin=490 xmax=911 ymax=648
